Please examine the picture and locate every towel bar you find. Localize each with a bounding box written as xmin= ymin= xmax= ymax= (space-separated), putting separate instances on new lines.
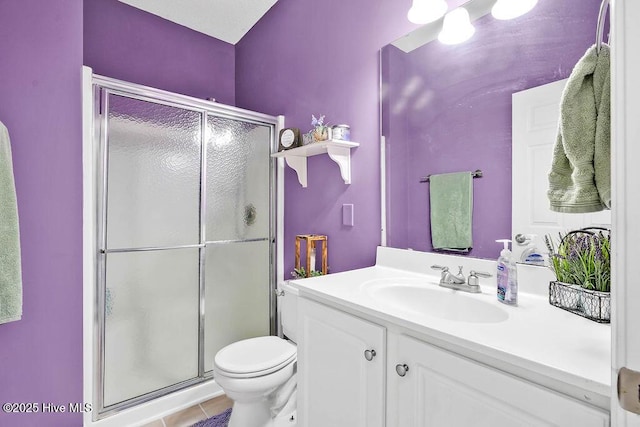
xmin=596 ymin=0 xmax=609 ymax=54
xmin=420 ymin=169 xmax=483 ymax=183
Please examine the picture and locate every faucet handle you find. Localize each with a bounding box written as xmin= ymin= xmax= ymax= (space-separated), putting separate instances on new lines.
xmin=470 ymin=270 xmax=492 ymax=278
xmin=467 ymin=270 xmax=492 ymax=288
xmin=431 ymin=264 xmax=448 ymax=272
xmin=457 ymin=266 xmax=464 ymax=275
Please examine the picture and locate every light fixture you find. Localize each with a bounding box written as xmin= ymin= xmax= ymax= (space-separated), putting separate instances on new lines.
xmin=491 ymin=0 xmax=538 ymax=20
xmin=407 ymin=0 xmax=447 ymax=25
xmin=438 ymin=7 xmax=475 ymax=45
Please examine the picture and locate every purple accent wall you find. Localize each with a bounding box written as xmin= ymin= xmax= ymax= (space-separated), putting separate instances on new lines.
xmin=0 ymin=1 xmax=236 ymax=425
xmin=236 ymin=0 xmax=417 ymax=274
xmin=84 ymin=0 xmax=236 ymax=105
xmin=0 ymin=1 xmax=84 ymax=426
xmin=383 ymin=0 xmax=602 ymax=259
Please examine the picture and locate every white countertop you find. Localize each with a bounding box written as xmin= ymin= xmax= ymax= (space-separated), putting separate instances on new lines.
xmin=289 ymin=247 xmax=611 ymax=409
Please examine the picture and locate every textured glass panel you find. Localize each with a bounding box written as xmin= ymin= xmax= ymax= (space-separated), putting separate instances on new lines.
xmin=106 ymin=94 xmax=201 ymax=249
xmin=104 ymin=249 xmax=200 ymax=406
xmin=206 ymin=116 xmax=271 ymax=241
xmin=204 ymin=240 xmax=270 ymax=372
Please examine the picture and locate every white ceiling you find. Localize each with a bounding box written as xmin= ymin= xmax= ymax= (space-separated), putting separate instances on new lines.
xmin=119 ymin=0 xmax=279 ymax=45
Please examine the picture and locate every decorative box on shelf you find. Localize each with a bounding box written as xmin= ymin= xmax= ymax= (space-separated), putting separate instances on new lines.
xmin=549 ymin=281 xmax=611 ymax=323
xmin=271 ymin=139 xmax=359 ymax=188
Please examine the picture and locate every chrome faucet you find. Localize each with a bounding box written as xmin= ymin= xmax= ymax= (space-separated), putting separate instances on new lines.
xmin=431 ymin=265 xmax=466 ymax=285
xmin=431 ymin=265 xmax=491 ymax=293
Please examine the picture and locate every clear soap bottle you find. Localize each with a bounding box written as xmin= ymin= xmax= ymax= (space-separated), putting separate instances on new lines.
xmin=496 ymin=239 xmax=518 ymax=305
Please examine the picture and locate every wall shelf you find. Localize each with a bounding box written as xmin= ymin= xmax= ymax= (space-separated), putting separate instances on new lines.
xmin=271 ymin=139 xmax=359 ymax=188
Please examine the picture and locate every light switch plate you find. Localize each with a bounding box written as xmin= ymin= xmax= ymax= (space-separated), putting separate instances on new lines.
xmin=342 ymin=204 xmax=354 ymax=226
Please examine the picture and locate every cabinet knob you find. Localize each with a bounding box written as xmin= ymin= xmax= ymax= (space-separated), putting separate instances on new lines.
xmin=364 ymin=349 xmax=377 ymax=361
xmin=395 ymin=364 xmax=409 ymax=377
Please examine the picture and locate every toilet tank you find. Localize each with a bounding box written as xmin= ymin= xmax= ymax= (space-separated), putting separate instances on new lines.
xmin=279 ymin=282 xmax=298 ymax=342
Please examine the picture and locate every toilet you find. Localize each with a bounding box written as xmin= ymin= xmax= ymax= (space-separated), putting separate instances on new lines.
xmin=213 ymin=282 xmax=298 ymax=427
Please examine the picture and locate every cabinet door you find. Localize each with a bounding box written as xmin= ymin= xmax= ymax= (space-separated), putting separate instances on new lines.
xmin=298 ymin=298 xmax=385 ymax=427
xmin=388 ymin=334 xmax=609 ymax=427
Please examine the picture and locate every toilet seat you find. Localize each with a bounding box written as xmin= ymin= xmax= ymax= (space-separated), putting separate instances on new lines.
xmin=214 ymin=336 xmax=296 ymax=379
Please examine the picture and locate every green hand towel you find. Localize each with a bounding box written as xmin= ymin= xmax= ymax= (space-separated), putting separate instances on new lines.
xmin=0 ymin=121 xmax=22 ymax=324
xmin=594 ymin=45 xmax=611 ymax=208
xmin=430 ymin=172 xmax=473 ymax=252
xmin=548 ymin=44 xmax=610 ymax=212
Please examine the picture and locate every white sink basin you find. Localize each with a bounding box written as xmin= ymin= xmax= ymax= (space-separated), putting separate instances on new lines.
xmin=363 ymin=278 xmax=509 ymax=323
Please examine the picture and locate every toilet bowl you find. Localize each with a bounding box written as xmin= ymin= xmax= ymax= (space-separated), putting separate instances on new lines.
xmin=213 ymin=283 xmax=298 ymax=427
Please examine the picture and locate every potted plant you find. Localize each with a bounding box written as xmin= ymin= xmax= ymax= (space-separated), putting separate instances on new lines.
xmin=544 ymin=228 xmax=611 ymax=322
xmin=291 ymin=267 xmax=326 ymax=279
xmin=306 ymin=114 xmax=330 ymax=143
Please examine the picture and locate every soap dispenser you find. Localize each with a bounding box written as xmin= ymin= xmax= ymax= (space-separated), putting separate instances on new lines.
xmin=496 ymin=239 xmax=518 ymax=305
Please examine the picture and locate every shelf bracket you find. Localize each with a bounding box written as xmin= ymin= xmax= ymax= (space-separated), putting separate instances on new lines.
xmin=327 ymin=145 xmax=352 ymax=184
xmin=272 ymin=140 xmax=358 ymax=188
xmin=284 ymin=155 xmax=308 ymax=188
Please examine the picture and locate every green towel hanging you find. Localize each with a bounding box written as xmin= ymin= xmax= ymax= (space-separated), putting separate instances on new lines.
xmin=0 ymin=121 xmax=23 ymax=324
xmin=548 ymin=44 xmax=610 ymax=212
xmin=429 ymin=171 xmax=473 ymax=252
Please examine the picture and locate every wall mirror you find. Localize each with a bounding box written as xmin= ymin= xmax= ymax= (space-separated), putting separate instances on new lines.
xmin=381 ymin=0 xmax=610 ymax=261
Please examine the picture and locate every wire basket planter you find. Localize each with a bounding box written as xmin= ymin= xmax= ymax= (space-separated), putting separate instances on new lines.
xmin=545 ymin=227 xmax=611 ymax=323
xmin=549 ymin=281 xmax=610 ymax=323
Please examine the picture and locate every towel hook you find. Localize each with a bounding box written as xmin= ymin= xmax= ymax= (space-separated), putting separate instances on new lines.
xmin=596 ymin=0 xmax=609 ymax=54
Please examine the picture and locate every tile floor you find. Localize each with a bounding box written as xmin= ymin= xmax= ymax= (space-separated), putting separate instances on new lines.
xmin=142 ymin=395 xmax=233 ymax=427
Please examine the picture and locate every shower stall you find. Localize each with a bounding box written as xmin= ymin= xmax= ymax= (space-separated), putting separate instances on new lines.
xmin=85 ymin=73 xmax=280 ymax=420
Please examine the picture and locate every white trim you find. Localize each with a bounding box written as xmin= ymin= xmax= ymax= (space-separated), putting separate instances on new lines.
xmin=275 ymin=116 xmax=285 ymax=339
xmin=276 ymin=115 xmax=285 ymax=290
xmin=380 ymin=135 xmax=387 ymax=247
xmin=379 ymin=48 xmax=387 ymax=247
xmin=611 ymin=0 xmax=640 ymax=425
xmin=82 ymin=65 xmax=96 ymax=427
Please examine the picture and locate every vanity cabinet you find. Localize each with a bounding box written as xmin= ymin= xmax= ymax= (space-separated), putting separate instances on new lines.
xmin=297 ymin=298 xmax=385 ymax=427
xmin=298 ymin=297 xmax=609 ymax=427
xmin=387 ymin=334 xmax=609 ymax=427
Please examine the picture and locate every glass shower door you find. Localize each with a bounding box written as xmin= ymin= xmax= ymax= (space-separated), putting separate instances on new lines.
xmin=101 ymin=93 xmax=202 ymax=407
xmin=203 ymin=116 xmax=272 ymax=372
xmin=94 ymin=83 xmax=277 ymax=418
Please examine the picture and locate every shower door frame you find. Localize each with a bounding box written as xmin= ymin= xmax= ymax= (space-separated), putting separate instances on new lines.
xmin=82 ymin=68 xmax=284 ymax=425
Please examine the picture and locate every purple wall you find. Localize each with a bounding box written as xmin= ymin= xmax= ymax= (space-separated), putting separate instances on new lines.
xmin=84 ymin=0 xmax=236 ymax=105
xmin=383 ymin=0 xmax=602 ymax=259
xmin=0 ymin=1 xmax=84 ymax=426
xmin=0 ymin=1 xmax=236 ymax=425
xmin=236 ymin=0 xmax=417 ymax=274
xmin=0 ymin=1 xmax=604 ymax=425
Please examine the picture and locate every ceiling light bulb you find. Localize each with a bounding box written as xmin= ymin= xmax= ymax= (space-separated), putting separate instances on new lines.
xmin=407 ymin=0 xmax=448 ymax=25
xmin=491 ymin=0 xmax=538 ymax=20
xmin=438 ymin=7 xmax=475 ymax=45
